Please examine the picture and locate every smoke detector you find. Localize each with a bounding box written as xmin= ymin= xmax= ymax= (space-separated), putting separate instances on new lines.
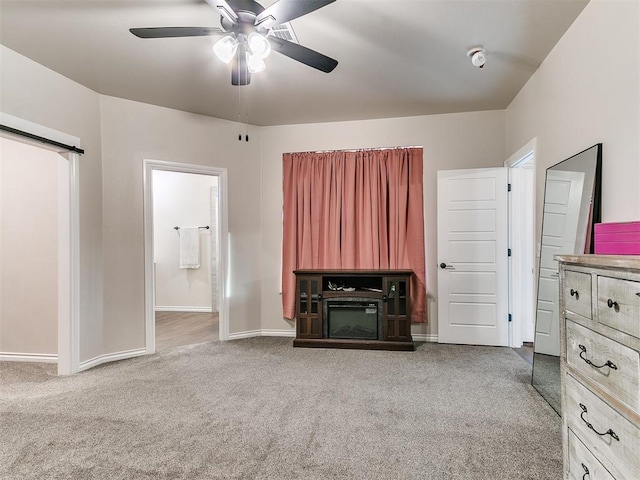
xmin=467 ymin=47 xmax=487 ymax=68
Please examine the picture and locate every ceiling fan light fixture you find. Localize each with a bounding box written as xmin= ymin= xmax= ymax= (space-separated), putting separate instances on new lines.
xmin=247 ymin=32 xmax=271 ymax=58
xmin=246 ymin=51 xmax=266 ymax=73
xmin=213 ymin=35 xmax=238 ymax=64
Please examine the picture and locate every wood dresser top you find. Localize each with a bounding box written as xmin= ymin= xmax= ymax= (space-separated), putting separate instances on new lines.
xmin=555 ymin=254 xmax=640 ymax=270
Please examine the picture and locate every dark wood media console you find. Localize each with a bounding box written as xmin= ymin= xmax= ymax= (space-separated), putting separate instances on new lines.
xmin=293 ymin=269 xmax=414 ymax=351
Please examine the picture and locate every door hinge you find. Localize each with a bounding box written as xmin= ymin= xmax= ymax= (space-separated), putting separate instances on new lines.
xmin=508 ymin=248 xmax=512 ymax=257
xmin=507 ymin=183 xmax=512 ymax=192
xmin=508 ymin=313 xmax=512 ymax=322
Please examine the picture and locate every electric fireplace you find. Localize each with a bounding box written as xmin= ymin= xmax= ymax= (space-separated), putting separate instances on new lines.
xmin=325 ymin=299 xmax=382 ymax=340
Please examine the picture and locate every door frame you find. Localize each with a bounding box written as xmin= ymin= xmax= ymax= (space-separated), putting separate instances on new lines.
xmin=505 ymin=138 xmax=536 ymax=348
xmin=143 ymin=159 xmax=230 ymax=353
xmin=0 ymin=112 xmax=80 ymax=375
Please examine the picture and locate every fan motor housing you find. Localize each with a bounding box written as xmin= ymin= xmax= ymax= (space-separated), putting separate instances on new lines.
xmin=221 ymin=0 xmax=265 ymax=32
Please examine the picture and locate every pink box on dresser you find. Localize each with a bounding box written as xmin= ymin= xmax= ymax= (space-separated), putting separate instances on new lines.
xmin=594 ymin=221 xmax=640 ymax=254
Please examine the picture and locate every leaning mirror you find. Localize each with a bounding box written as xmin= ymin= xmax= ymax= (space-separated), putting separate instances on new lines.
xmin=532 ymin=143 xmax=602 ymax=414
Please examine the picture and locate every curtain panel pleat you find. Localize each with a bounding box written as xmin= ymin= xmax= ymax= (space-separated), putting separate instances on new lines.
xmin=282 ymin=147 xmax=427 ymax=323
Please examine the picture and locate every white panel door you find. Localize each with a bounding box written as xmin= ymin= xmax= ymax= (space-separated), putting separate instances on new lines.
xmin=437 ymin=168 xmax=509 ymax=346
xmin=534 ymin=170 xmax=585 ymax=356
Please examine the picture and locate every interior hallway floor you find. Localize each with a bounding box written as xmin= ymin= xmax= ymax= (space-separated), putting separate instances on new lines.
xmin=155 ymin=311 xmax=219 ymax=351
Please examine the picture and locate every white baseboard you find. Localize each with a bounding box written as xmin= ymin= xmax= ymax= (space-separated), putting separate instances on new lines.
xmin=78 ymin=347 xmax=146 ymax=372
xmin=260 ymin=329 xmax=296 ymax=337
xmin=155 ymin=306 xmax=213 ymax=313
xmin=225 ymin=330 xmax=434 ymax=341
xmin=227 ymin=329 xmax=262 ymax=340
xmin=0 ymin=352 xmax=57 ymax=363
xmin=412 ymin=334 xmax=438 ymax=342
xmin=227 ymin=329 xmax=295 ymax=340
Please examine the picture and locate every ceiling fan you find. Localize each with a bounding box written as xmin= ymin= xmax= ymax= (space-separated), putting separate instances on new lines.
xmin=130 ymin=0 xmax=338 ymax=86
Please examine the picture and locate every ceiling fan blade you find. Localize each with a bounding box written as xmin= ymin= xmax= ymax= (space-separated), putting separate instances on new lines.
xmin=205 ymin=0 xmax=238 ymax=24
xmin=254 ymin=0 xmax=336 ymax=30
xmin=269 ymin=36 xmax=338 ymax=73
xmin=130 ymin=27 xmax=224 ymax=39
xmin=232 ymin=45 xmax=251 ymax=86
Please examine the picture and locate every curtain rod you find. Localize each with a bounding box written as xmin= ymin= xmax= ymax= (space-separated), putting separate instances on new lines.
xmin=0 ymin=124 xmax=85 ymax=155
xmin=286 ymin=145 xmax=423 ymax=155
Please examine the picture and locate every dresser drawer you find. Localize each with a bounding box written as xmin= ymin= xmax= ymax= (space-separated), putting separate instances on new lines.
xmin=566 ymin=320 xmax=640 ymax=414
xmin=568 ymin=429 xmax=615 ymax=480
xmin=597 ymin=275 xmax=640 ymax=338
xmin=565 ymin=270 xmax=593 ymax=320
xmin=565 ymin=374 xmax=640 ymax=479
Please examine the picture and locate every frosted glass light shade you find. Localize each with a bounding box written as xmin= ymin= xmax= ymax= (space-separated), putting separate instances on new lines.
xmin=247 ymin=32 xmax=271 ymax=58
xmin=213 ymin=36 xmax=238 ymax=64
xmin=246 ymin=51 xmax=266 ymax=73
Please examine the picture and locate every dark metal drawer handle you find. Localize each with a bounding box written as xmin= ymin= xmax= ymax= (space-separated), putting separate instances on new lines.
xmin=579 ymin=403 xmax=620 ymax=441
xmin=607 ymin=298 xmax=619 ymax=310
xmin=581 ymin=463 xmax=589 ymax=480
xmin=570 ymin=289 xmax=579 ymax=299
xmin=578 ymin=344 xmax=617 ymax=370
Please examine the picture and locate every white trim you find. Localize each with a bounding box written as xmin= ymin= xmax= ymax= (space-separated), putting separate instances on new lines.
xmin=0 ymin=113 xmax=82 ymax=149
xmin=144 ymin=159 xmax=230 ymax=355
xmin=411 ymin=334 xmax=438 ymax=343
xmin=505 ymin=138 xmax=536 ymax=168
xmin=260 ymin=329 xmax=296 ymax=337
xmin=228 ymin=330 xmax=263 ymax=340
xmin=78 ymin=348 xmax=146 ymax=372
xmin=226 ymin=329 xmax=434 ymax=342
xmin=57 ymin=152 xmax=80 ymax=375
xmin=505 ymin=138 xmax=537 ymax=348
xmin=0 ymin=352 xmax=58 ymax=363
xmin=155 ymin=306 xmax=214 ymax=313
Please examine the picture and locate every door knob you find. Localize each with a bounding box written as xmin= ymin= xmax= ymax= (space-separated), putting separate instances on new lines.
xmin=440 ymin=263 xmax=447 ymax=269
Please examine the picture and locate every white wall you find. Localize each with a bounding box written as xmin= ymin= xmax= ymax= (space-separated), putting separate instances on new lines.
xmin=100 ymin=95 xmax=262 ymax=350
xmin=260 ymin=111 xmax=506 ymax=337
xmin=0 ymin=46 xmax=104 ymax=363
xmin=505 ymin=0 xmax=640 ymax=232
xmin=153 ymin=170 xmax=217 ymax=311
xmin=0 ymin=137 xmax=59 ymax=355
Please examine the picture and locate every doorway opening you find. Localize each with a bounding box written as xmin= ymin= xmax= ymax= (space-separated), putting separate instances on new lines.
xmin=0 ymin=124 xmax=80 ymax=375
xmin=506 ymin=138 xmax=536 ymax=349
xmin=143 ymin=160 xmax=229 ymax=354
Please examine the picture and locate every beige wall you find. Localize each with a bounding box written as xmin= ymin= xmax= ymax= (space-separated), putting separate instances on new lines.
xmin=505 ymin=0 xmax=640 ymax=233
xmin=0 ymin=46 xmax=104 ymax=363
xmin=0 ymin=138 xmax=59 ymax=354
xmin=153 ymin=170 xmax=217 ymax=310
xmin=99 ymin=96 xmax=262 ymax=349
xmin=2 ymin=0 xmax=636 ymax=359
xmin=260 ymin=111 xmax=506 ymax=337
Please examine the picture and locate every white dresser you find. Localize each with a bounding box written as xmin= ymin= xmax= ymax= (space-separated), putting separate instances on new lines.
xmin=558 ymin=255 xmax=640 ymax=480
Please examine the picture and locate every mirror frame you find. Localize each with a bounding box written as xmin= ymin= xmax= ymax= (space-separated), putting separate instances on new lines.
xmin=531 ymin=143 xmax=602 ymax=414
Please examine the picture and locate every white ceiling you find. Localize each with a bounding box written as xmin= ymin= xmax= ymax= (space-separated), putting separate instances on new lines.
xmin=0 ymin=0 xmax=589 ymax=126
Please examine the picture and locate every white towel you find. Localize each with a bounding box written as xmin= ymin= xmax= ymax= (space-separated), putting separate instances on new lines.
xmin=179 ymin=227 xmax=200 ymax=269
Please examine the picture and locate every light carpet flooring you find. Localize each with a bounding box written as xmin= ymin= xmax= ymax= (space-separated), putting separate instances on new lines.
xmin=0 ymin=338 xmax=561 ymax=479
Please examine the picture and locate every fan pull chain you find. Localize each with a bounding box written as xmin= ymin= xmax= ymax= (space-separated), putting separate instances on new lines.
xmin=238 ymin=76 xmax=242 ymax=141
xmin=245 ymin=82 xmax=249 ymax=142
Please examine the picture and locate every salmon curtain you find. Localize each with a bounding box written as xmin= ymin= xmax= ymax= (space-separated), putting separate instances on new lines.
xmin=282 ymin=147 xmax=427 ymax=323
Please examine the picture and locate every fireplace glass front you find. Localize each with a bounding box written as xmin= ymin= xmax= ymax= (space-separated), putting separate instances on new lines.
xmin=327 ymin=301 xmax=378 ymax=340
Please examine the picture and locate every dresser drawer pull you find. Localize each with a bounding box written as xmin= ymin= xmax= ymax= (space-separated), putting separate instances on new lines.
xmin=570 ymin=288 xmax=579 ymax=299
xmin=579 ymin=403 xmax=620 ymax=441
xmin=606 ymin=298 xmax=619 ymax=310
xmin=578 ymin=344 xmax=618 ymax=370
xmin=581 ymin=463 xmax=589 ymax=480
